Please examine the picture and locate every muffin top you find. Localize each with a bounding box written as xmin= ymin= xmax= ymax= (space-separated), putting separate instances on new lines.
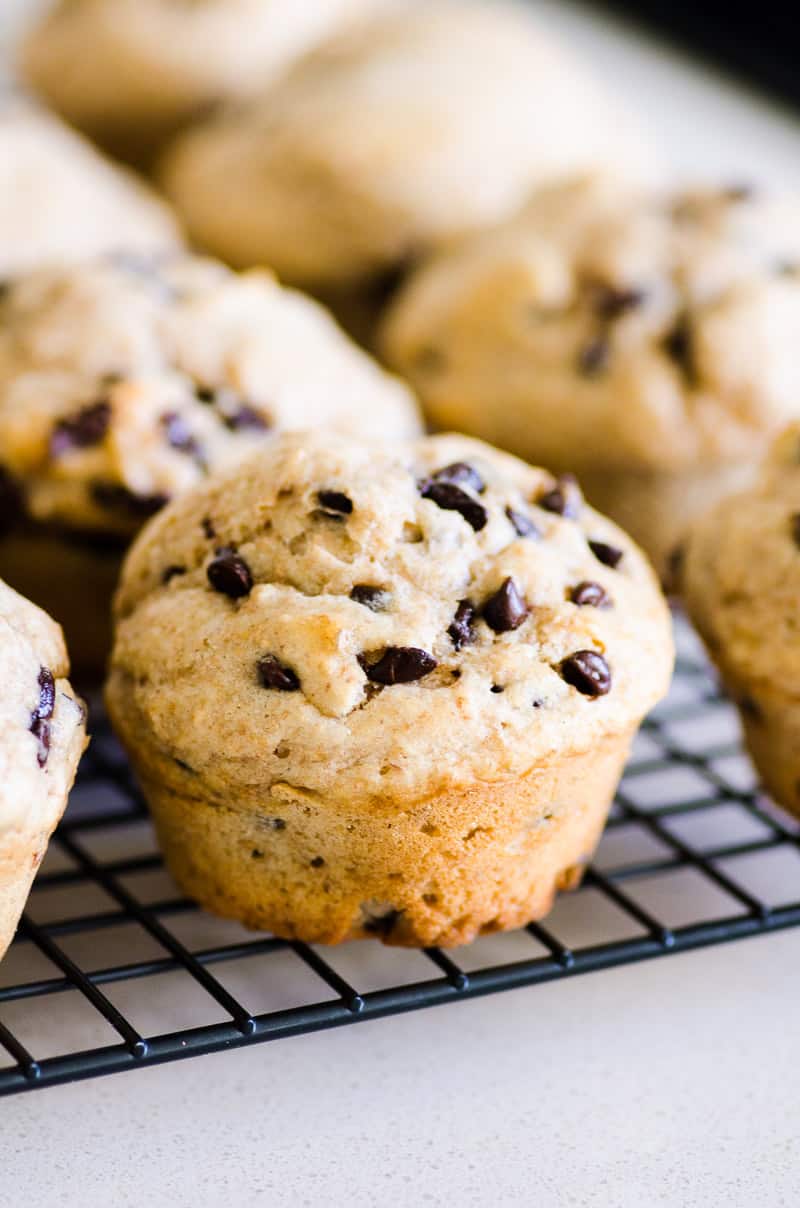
xmin=0 ymin=99 xmax=181 ymax=278
xmin=22 ymin=0 xmax=380 ymax=159
xmin=683 ymin=423 xmax=800 ymax=691
xmin=0 ymin=578 xmax=87 ymax=837
xmin=0 ymin=255 xmax=420 ymax=538
xmin=109 ymin=431 xmax=673 ymax=805
xmin=159 ymin=1 xmax=656 ymax=288
xmin=381 ymin=175 xmax=800 ymax=474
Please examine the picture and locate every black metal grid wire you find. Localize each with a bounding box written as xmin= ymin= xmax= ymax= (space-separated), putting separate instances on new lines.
xmin=2 ymin=616 xmax=800 ymax=1096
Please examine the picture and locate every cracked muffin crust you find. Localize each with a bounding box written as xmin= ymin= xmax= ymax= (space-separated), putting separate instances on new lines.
xmin=159 ymin=1 xmax=657 ymax=295
xmin=381 ymin=175 xmax=800 ymax=576
xmin=0 ymin=99 xmax=181 ymax=279
xmin=22 ymin=0 xmax=381 ymax=165
xmin=0 ymin=254 xmax=419 ymax=670
xmin=0 ymin=579 xmax=87 ymax=960
xmin=683 ymin=424 xmax=800 ymax=818
xmin=107 ymin=430 xmax=673 ymax=946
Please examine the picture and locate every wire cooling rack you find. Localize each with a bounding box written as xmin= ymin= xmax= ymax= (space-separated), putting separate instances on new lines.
xmin=2 ymin=615 xmax=800 ymax=1096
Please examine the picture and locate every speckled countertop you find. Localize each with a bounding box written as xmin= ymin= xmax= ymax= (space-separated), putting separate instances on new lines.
xmin=3 ymin=3 xmax=800 ymax=1205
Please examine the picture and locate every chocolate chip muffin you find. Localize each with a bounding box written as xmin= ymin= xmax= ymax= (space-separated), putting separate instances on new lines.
xmin=159 ymin=0 xmax=657 ymax=328
xmin=0 ymin=98 xmax=181 ymax=279
xmin=0 ymin=578 xmax=87 ymax=960
xmin=0 ymin=254 xmax=420 ymax=673
xmin=106 ymin=430 xmax=673 ymax=947
xmin=21 ymin=0 xmax=380 ymax=166
xmin=683 ymin=424 xmax=800 ymax=817
xmin=381 ymin=175 xmax=800 ymax=579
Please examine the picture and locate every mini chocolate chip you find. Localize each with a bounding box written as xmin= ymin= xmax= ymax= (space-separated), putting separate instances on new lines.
xmin=30 ymin=667 xmax=55 ymax=768
xmin=359 ymin=647 xmax=437 ymax=684
xmin=448 ymin=599 xmax=477 ymax=650
xmin=257 ymin=654 xmax=300 ymax=691
xmin=223 ymin=406 xmax=270 ymax=432
xmin=161 ymin=411 xmax=200 ymax=456
xmin=505 ymin=506 xmax=539 ymax=538
xmin=559 ymin=651 xmax=612 ymax=697
xmin=90 ymin=482 xmax=168 ymax=517
xmin=663 ymin=313 xmax=696 ymax=384
xmin=0 ymin=465 xmax=24 ymax=535
xmin=317 ymin=489 xmax=353 ymax=515
xmin=490 ymin=684 xmax=504 ymax=694
xmin=430 ymin=462 xmax=486 ymax=494
xmin=251 ymin=849 xmax=265 ymax=860
xmin=207 ymin=551 xmax=253 ymax=598
xmin=50 ymin=401 xmax=111 ymax=457
xmin=570 ymin=581 xmax=611 ymax=608
xmin=195 ymin=385 xmax=216 ymax=404
xmin=174 ymin=757 xmax=195 ymax=772
xmin=420 ymin=481 xmax=487 ymax=531
xmin=201 ymin=515 xmax=216 ymax=540
xmin=578 ymin=336 xmax=610 ymax=377
xmin=482 ymin=577 xmax=529 ymax=633
xmin=589 ymin=282 xmax=647 ymax=320
xmin=310 ymin=856 xmax=326 ymax=868
xmin=350 ymin=585 xmax=391 ymax=611
xmin=162 ymin=564 xmax=187 ymax=584
xmin=588 ymin=539 xmax=624 ymax=568
xmin=537 ymin=474 xmax=582 ymax=519
xmin=257 ymin=816 xmax=287 ymax=831
xmin=790 ymin=514 xmax=800 ymax=549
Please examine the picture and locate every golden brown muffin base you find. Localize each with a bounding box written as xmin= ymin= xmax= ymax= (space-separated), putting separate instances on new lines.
xmin=136 ymin=729 xmax=633 ymax=948
xmin=0 ymin=530 xmax=124 ymax=681
xmin=578 ymin=462 xmax=754 ymax=584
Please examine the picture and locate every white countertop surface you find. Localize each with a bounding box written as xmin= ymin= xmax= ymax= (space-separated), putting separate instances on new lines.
xmin=4 ymin=3 xmax=800 ymax=1205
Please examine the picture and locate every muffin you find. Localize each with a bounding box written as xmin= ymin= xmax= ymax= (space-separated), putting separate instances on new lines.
xmin=0 ymin=254 xmax=420 ymax=673
xmin=381 ymin=175 xmax=800 ymax=578
xmin=683 ymin=424 xmax=800 ymax=817
xmin=159 ymin=0 xmax=657 ymax=322
xmin=0 ymin=578 xmax=87 ymax=960
xmin=0 ymin=98 xmax=181 ymax=279
xmin=21 ymin=0 xmax=380 ymax=165
xmin=106 ymin=430 xmax=673 ymax=947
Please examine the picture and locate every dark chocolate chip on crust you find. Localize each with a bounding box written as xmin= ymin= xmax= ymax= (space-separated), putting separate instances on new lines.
xmin=317 ymin=489 xmax=353 ymax=515
xmin=589 ymin=282 xmax=647 ymax=321
xmin=50 ymin=401 xmax=111 ymax=457
xmin=350 ymin=585 xmax=391 ymax=611
xmin=90 ymin=482 xmax=168 ymax=517
xmin=537 ymin=474 xmax=582 ymax=519
xmin=790 ymin=513 xmax=800 ymax=549
xmin=201 ymin=515 xmax=216 ymax=540
xmin=161 ymin=411 xmax=201 ymax=457
xmin=559 ymin=650 xmax=612 ymax=697
xmin=207 ymin=550 xmax=253 ymax=598
xmin=429 ymin=462 xmax=486 ymax=494
xmin=482 ymin=578 xmax=529 ymax=633
xmin=30 ymin=666 xmax=55 ymax=768
xmin=359 ymin=646 xmax=437 ymax=684
xmin=663 ymin=313 xmax=696 ymax=384
xmin=588 ymin=539 xmax=624 ymax=568
xmin=570 ymin=581 xmax=612 ymax=608
xmin=257 ymin=654 xmax=300 ymax=692
xmin=420 ymin=481 xmax=487 ymax=531
xmin=505 ymin=506 xmax=540 ymax=538
xmin=448 ymin=599 xmax=477 ymax=650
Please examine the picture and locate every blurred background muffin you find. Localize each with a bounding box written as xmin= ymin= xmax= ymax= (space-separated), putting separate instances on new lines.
xmin=158 ymin=0 xmax=658 ymax=339
xmin=0 ymin=96 xmax=181 ymax=279
xmin=381 ymin=174 xmax=800 ymax=577
xmin=21 ymin=0 xmax=383 ymax=166
xmin=0 ymin=253 xmax=419 ymax=672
